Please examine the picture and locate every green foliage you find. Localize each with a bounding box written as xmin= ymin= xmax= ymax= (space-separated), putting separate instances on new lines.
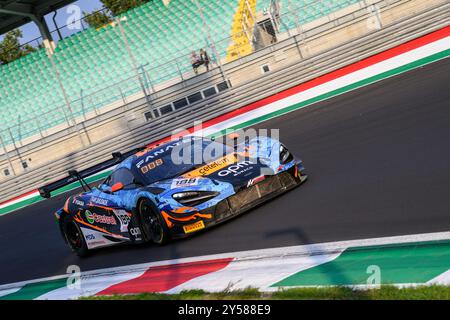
xmin=83 ymin=11 xmax=113 ymax=29
xmin=82 ymin=285 xmax=450 ymax=300
xmin=101 ymin=0 xmax=151 ymax=16
xmin=0 ymin=29 xmax=36 ymax=65
xmin=83 ymin=0 xmax=151 ymax=28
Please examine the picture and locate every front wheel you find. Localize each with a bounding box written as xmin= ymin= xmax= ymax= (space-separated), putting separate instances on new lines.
xmin=138 ymin=199 xmax=170 ymax=245
xmin=61 ymin=216 xmax=89 ymax=257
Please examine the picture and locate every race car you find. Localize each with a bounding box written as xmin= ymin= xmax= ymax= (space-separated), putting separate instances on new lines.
xmin=39 ymin=135 xmax=307 ymax=256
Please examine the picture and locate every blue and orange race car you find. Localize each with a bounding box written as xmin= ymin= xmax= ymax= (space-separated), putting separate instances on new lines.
xmin=39 ymin=135 xmax=307 ymax=256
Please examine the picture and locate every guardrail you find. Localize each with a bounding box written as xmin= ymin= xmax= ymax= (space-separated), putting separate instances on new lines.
xmin=0 ymin=0 xmax=448 ymax=202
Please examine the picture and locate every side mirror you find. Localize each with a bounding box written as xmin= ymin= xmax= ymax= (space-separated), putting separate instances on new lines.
xmin=111 ymin=182 xmax=124 ymax=193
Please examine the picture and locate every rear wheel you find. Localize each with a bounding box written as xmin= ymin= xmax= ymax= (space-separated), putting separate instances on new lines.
xmin=138 ymin=199 xmax=170 ymax=245
xmin=61 ymin=216 xmax=89 ymax=257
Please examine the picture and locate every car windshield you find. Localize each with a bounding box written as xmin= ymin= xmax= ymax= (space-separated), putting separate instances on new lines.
xmin=134 ymin=138 xmax=233 ymax=184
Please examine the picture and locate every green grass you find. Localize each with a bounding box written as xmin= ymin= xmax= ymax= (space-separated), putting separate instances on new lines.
xmin=83 ymin=285 xmax=450 ymax=300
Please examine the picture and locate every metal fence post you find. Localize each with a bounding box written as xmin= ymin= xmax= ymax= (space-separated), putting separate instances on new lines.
xmin=47 ymin=47 xmax=86 ymax=147
xmin=34 ymin=115 xmax=44 ymax=139
xmin=7 ymin=128 xmax=17 ymax=150
xmin=7 ymin=128 xmax=27 ymax=173
xmin=17 ymin=115 xmax=22 ymax=143
xmin=116 ymin=16 xmax=156 ymax=119
xmin=138 ymin=64 xmax=152 ymax=93
xmin=59 ymin=104 xmax=71 ymax=126
xmin=118 ymin=85 xmax=127 ymax=105
xmin=290 ymin=2 xmax=304 ymax=61
xmin=287 ymin=1 xmax=300 ymax=37
xmin=175 ymin=58 xmax=184 ymax=81
xmin=193 ymin=0 xmax=227 ymax=81
xmin=88 ymin=95 xmax=98 ymax=116
xmin=0 ymin=135 xmax=16 ymax=176
xmin=80 ymin=89 xmax=87 ymax=121
xmin=145 ymin=69 xmax=155 ymax=93
xmin=294 ymin=33 xmax=303 ymax=60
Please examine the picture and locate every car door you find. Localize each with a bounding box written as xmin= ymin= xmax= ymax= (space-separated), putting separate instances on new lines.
xmin=96 ymin=168 xmax=143 ymax=236
xmin=108 ymin=167 xmax=143 ymax=209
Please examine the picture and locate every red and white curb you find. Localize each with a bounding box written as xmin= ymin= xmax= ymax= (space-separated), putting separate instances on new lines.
xmin=1 ymin=26 xmax=449 ymax=215
xmin=0 ymin=191 xmax=39 ymax=210
xmin=0 ymin=231 xmax=449 ymax=300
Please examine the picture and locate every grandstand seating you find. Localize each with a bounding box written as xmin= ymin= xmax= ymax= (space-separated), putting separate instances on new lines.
xmin=0 ymin=0 xmax=360 ymax=145
xmin=268 ymin=0 xmax=360 ymax=33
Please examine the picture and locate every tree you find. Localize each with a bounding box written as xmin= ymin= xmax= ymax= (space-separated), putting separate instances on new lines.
xmin=101 ymin=0 xmax=151 ymax=16
xmin=83 ymin=0 xmax=151 ymax=28
xmin=0 ymin=29 xmax=36 ymax=65
xmin=83 ymin=11 xmax=113 ymax=29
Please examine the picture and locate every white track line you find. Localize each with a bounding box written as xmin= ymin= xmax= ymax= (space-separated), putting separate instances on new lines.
xmin=0 ymin=231 xmax=449 ymax=298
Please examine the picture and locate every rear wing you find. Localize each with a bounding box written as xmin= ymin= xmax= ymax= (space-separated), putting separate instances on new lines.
xmin=38 ymin=147 xmax=145 ymax=199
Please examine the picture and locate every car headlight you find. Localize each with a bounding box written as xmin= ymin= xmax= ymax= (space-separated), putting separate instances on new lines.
xmin=172 ymin=191 xmax=219 ymax=206
xmin=279 ymin=144 xmax=293 ymax=164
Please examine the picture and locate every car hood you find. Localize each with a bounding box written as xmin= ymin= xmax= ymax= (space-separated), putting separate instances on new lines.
xmin=152 ymin=152 xmax=276 ymax=191
xmin=149 ymin=136 xmax=284 ymax=191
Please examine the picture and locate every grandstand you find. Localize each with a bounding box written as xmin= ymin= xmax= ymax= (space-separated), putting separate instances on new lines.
xmin=0 ymin=0 xmax=445 ymax=202
xmin=0 ymin=0 xmax=360 ymax=147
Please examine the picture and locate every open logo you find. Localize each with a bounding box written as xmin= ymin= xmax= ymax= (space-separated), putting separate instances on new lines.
xmin=218 ymin=160 xmax=254 ymax=177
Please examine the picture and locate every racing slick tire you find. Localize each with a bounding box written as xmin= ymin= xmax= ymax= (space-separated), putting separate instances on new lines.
xmin=61 ymin=215 xmax=89 ymax=257
xmin=138 ymin=198 xmax=171 ymax=245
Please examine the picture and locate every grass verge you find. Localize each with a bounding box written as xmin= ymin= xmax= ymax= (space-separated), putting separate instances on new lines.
xmin=83 ymin=285 xmax=450 ymax=300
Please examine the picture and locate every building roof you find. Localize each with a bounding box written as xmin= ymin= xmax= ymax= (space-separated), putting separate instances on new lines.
xmin=0 ymin=0 xmax=76 ymax=35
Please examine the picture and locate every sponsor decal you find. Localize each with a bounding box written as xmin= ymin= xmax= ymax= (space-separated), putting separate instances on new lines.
xmin=85 ymin=234 xmax=96 ymax=241
xmin=184 ymin=153 xmax=237 ymax=178
xmin=136 ymin=141 xmax=181 ymax=168
xmin=85 ymin=210 xmax=117 ymax=225
xmin=218 ymin=160 xmax=255 ymax=177
xmin=90 ymin=196 xmax=108 ymax=206
xmin=113 ymin=209 xmax=132 ymax=232
xmin=129 ymin=227 xmax=142 ymax=240
xmin=85 ymin=210 xmax=95 ymax=224
xmin=171 ymin=178 xmax=199 ymax=189
xmin=72 ymin=198 xmax=85 ymax=207
xmin=140 ymin=158 xmax=164 ymax=174
xmin=183 ymin=220 xmax=205 ymax=234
